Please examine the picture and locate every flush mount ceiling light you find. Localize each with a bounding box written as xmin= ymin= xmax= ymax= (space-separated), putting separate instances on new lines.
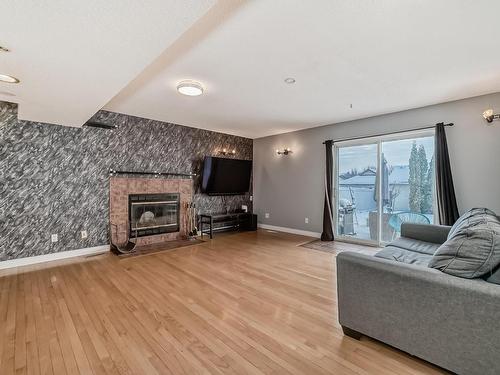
xmin=177 ymin=80 xmax=204 ymax=96
xmin=0 ymin=74 xmax=20 ymax=84
xmin=284 ymin=77 xmax=296 ymax=84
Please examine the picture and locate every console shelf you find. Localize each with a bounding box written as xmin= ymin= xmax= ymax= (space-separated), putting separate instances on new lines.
xmin=198 ymin=212 xmax=257 ymax=239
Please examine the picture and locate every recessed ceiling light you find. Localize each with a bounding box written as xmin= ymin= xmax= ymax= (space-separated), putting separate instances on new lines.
xmin=0 ymin=74 xmax=20 ymax=84
xmin=0 ymin=46 xmax=10 ymax=52
xmin=284 ymin=77 xmax=296 ymax=84
xmin=177 ymin=80 xmax=204 ymax=96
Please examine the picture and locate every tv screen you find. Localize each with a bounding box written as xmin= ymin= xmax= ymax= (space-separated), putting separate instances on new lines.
xmin=201 ymin=156 xmax=252 ymax=195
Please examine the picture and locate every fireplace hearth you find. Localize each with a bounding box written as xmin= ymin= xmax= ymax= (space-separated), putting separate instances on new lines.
xmin=129 ymin=193 xmax=180 ymax=237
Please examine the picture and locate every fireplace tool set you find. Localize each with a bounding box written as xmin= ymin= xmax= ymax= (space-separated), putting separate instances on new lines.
xmin=184 ymin=201 xmax=198 ymax=238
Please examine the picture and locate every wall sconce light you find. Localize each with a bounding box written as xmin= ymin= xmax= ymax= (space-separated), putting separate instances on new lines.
xmin=219 ymin=148 xmax=236 ymax=156
xmin=276 ymin=148 xmax=292 ymax=155
xmin=483 ymin=109 xmax=500 ymax=123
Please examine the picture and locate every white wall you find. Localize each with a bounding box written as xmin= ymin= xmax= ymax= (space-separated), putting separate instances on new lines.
xmin=253 ymin=92 xmax=500 ymax=233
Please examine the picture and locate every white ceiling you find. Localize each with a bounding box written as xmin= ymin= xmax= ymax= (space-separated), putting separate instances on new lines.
xmin=3 ymin=1 xmax=500 ymax=138
xmin=0 ymin=0 xmax=215 ymax=126
xmin=106 ymin=0 xmax=500 ymax=138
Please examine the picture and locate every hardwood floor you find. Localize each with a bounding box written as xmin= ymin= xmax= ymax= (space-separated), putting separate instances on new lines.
xmin=0 ymin=230 xmax=446 ymax=374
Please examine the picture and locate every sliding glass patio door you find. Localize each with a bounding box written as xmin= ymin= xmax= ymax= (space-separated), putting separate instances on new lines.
xmin=335 ymin=141 xmax=380 ymax=244
xmin=333 ymin=130 xmax=436 ymax=246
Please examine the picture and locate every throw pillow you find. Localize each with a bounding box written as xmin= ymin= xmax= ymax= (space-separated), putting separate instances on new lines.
xmin=429 ymin=208 xmax=500 ymax=279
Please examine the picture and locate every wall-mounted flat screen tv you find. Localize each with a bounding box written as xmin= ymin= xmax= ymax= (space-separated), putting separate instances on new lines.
xmin=201 ymin=156 xmax=252 ymax=195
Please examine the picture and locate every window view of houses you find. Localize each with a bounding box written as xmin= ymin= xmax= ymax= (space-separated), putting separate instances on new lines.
xmin=337 ymin=135 xmax=435 ymax=243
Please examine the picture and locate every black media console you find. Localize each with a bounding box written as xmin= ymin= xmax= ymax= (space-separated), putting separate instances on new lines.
xmin=198 ymin=212 xmax=257 ymax=239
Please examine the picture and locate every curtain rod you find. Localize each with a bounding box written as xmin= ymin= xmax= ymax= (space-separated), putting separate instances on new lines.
xmin=322 ymin=122 xmax=454 ymax=145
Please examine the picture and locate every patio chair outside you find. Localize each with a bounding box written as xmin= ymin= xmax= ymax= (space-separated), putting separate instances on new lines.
xmin=388 ymin=212 xmax=431 ymax=239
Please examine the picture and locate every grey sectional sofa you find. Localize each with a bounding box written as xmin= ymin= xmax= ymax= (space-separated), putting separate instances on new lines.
xmin=337 ymin=220 xmax=500 ymax=375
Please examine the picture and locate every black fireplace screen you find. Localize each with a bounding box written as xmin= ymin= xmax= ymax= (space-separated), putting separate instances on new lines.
xmin=129 ymin=193 xmax=180 ymax=237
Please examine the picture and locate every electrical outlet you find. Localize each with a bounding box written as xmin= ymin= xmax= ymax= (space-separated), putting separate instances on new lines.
xmin=265 ymin=213 xmax=270 ymax=219
xmin=249 ymin=195 xmax=253 ymax=202
xmin=51 ymin=234 xmax=58 ymax=243
xmin=81 ymin=230 xmax=88 ymax=239
xmin=305 ymin=217 xmax=309 ymax=224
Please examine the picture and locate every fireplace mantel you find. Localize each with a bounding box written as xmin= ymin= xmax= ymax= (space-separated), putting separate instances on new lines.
xmin=109 ymin=169 xmax=196 ymax=178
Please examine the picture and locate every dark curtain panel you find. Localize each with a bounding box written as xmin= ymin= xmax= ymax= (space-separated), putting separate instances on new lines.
xmin=435 ymin=123 xmax=459 ymax=225
xmin=321 ymin=140 xmax=334 ymax=241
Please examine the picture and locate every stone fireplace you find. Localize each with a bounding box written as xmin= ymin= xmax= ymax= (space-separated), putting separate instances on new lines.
xmin=109 ymin=177 xmax=193 ymax=246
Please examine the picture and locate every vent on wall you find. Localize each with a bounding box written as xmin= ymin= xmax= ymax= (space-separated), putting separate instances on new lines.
xmin=83 ymin=121 xmax=117 ymax=130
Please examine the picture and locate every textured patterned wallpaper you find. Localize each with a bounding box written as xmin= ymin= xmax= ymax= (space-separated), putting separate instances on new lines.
xmin=0 ymin=102 xmax=252 ymax=260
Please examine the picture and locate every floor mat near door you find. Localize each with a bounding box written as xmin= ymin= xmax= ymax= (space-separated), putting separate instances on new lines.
xmin=299 ymin=239 xmax=379 ymax=256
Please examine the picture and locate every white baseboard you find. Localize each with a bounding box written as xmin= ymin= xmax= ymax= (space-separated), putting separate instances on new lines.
xmin=0 ymin=245 xmax=110 ymax=270
xmin=258 ymin=224 xmax=321 ymax=238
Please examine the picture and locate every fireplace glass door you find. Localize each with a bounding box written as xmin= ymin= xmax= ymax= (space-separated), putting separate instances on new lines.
xmin=129 ymin=193 xmax=180 ymax=237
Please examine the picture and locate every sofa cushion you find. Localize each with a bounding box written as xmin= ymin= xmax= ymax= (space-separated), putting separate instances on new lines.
xmin=375 ymin=246 xmax=434 ymax=266
xmin=429 ymin=208 xmax=500 ymax=279
xmin=387 ymin=237 xmax=441 ymax=255
xmin=375 ymin=237 xmax=439 ymax=266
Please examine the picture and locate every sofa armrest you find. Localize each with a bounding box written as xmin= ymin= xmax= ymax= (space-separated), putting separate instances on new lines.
xmin=336 ymin=252 xmax=500 ymax=375
xmin=400 ymin=222 xmax=451 ymax=244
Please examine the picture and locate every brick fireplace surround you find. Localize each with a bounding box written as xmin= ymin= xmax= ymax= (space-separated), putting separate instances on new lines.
xmin=109 ymin=177 xmax=193 ymax=246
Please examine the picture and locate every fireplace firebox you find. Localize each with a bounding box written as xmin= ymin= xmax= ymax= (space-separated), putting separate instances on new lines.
xmin=129 ymin=193 xmax=180 ymax=238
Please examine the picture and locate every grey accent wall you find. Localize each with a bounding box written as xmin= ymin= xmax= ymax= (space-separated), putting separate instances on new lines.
xmin=0 ymin=102 xmax=252 ymax=260
xmin=253 ymin=92 xmax=500 ymax=234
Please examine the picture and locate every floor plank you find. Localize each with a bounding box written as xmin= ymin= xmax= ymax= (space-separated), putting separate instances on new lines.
xmin=0 ymin=230 xmax=446 ymax=374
